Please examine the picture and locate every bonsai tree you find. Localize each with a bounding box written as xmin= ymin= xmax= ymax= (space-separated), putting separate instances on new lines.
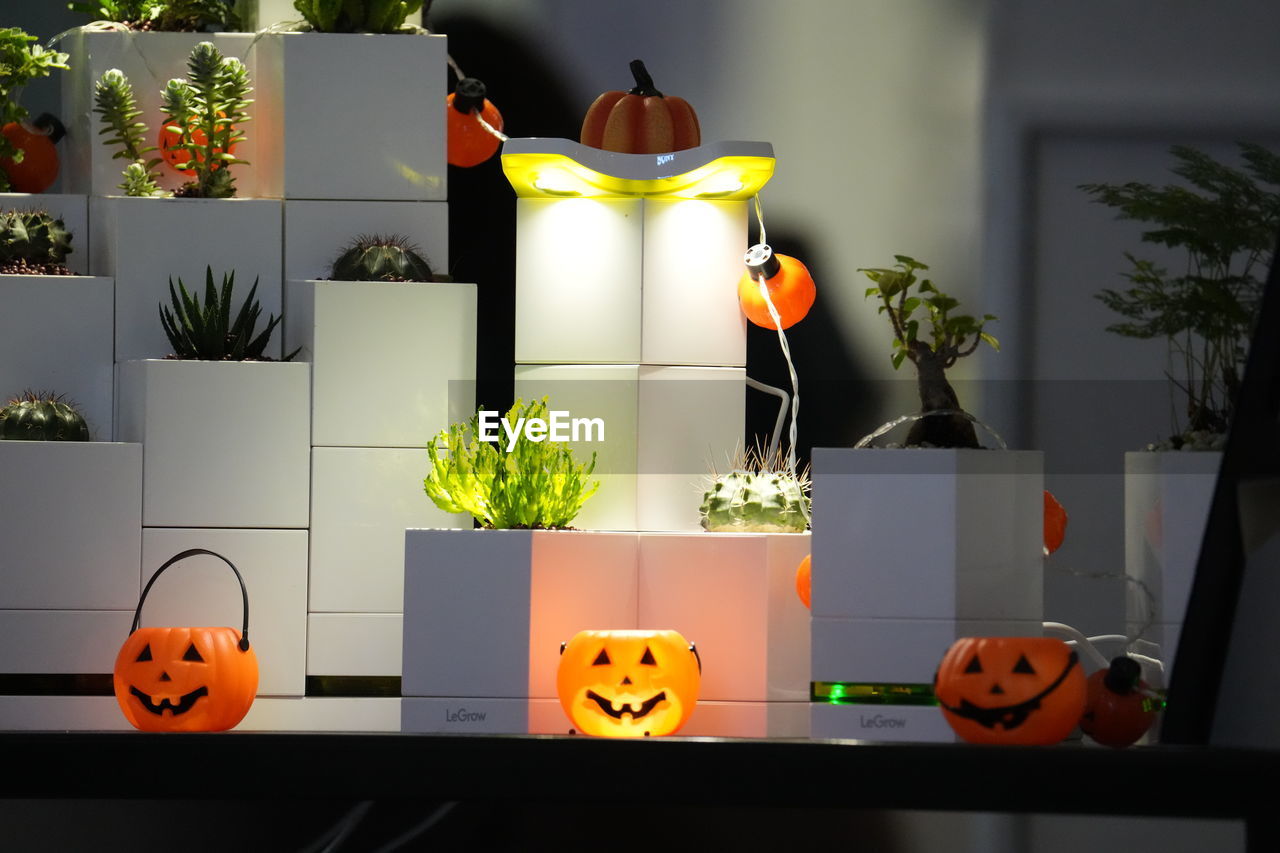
xmin=858 ymin=255 xmax=998 ymax=448
xmin=160 ymin=266 xmax=296 ymax=360
xmin=1081 ymin=143 xmax=1280 ymax=447
xmin=291 ymin=0 xmax=423 ymax=33
xmin=0 ymin=209 xmax=75 ymax=275
xmin=68 ymin=1 xmax=243 ymax=32
xmin=0 ymin=28 xmax=69 ymax=193
xmin=94 ymin=41 xmax=252 ymax=198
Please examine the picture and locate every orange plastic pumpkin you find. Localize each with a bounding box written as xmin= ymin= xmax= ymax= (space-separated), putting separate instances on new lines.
xmin=158 ymin=117 xmax=235 ymax=174
xmin=738 ymin=244 xmax=816 ymax=330
xmin=113 ymin=549 xmax=258 ymax=732
xmin=1 ymin=115 xmax=63 ymax=193
xmin=580 ymin=59 xmax=700 ymax=155
xmin=557 ymin=629 xmax=700 ymax=737
xmin=934 ymin=636 xmax=1085 ymax=745
xmin=447 ymin=77 xmax=504 ymax=168
xmin=1080 ymin=656 xmax=1157 ymax=749
xmin=1043 ymin=490 xmax=1068 ymax=555
xmin=795 ymin=554 xmax=812 ymax=609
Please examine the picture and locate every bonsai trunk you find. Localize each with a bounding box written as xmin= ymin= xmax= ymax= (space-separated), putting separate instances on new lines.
xmin=906 ymin=347 xmax=980 ymax=448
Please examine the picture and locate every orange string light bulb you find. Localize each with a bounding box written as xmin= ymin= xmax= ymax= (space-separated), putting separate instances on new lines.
xmin=1 ymin=114 xmax=64 ymax=193
xmin=447 ymin=77 xmax=504 ymax=168
xmin=737 ymin=243 xmax=816 ymax=330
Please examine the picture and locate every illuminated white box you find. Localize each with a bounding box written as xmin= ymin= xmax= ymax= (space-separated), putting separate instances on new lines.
xmin=0 ymin=441 xmax=140 ymax=609
xmin=514 ymin=364 xmax=744 ymax=532
xmin=0 ymin=193 xmax=89 ymax=274
xmin=140 ymin=528 xmax=308 ymax=696
xmin=0 ymin=697 xmax=131 ymax=731
xmin=61 ymin=30 xmax=279 ymax=198
xmin=117 ymin=359 xmax=310 ymax=528
xmin=239 ymin=697 xmax=402 ymax=732
xmin=282 ymin=200 xmax=448 ymax=282
xmin=514 ymin=197 xmax=746 ymax=366
xmin=0 ymin=610 xmax=133 ymax=673
xmin=0 ymin=274 xmax=114 ymax=437
xmin=307 ymin=613 xmax=403 ymax=677
xmin=284 ymin=279 xmax=475 ymax=447
xmin=309 ymin=447 xmax=468 ymax=614
xmin=91 ymin=196 xmax=283 ymax=362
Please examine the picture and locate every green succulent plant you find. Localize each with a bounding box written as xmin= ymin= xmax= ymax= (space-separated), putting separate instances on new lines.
xmin=700 ymin=446 xmax=810 ymax=533
xmin=160 ymin=266 xmax=295 ymax=361
xmin=68 ymin=1 xmax=243 ymax=32
xmin=293 ymin=0 xmax=423 ymax=33
xmin=330 ymin=234 xmax=434 ymax=282
xmin=93 ymin=69 xmax=164 ymax=196
xmin=424 ymin=398 xmax=600 ymax=530
xmin=0 ymin=28 xmax=70 ymax=192
xmin=0 ymin=391 xmax=90 ymax=441
xmin=0 ymin=210 xmax=74 ymax=275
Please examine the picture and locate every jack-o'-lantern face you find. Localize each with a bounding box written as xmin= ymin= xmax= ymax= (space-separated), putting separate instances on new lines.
xmin=934 ymin=637 xmax=1085 ymax=745
xmin=113 ymin=626 xmax=258 ymax=732
xmin=557 ymin=629 xmax=700 ymax=737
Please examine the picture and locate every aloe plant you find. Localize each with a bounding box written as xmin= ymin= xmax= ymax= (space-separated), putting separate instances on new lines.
xmin=159 ymin=266 xmax=295 ymax=361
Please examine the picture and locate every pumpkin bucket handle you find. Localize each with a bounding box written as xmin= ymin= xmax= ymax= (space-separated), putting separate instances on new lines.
xmin=130 ymin=548 xmax=252 ymax=652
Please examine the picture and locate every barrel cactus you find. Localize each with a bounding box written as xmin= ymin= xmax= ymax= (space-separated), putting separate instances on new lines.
xmin=330 ymin=234 xmax=434 ymax=282
xmin=700 ymin=449 xmax=811 ymax=533
xmin=0 ymin=391 xmax=90 ymax=441
xmin=0 ymin=210 xmax=74 ymax=275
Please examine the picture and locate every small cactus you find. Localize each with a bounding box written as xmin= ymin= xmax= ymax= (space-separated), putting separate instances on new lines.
xmin=0 ymin=391 xmax=91 ymax=441
xmin=330 ymin=234 xmax=434 ymax=282
xmin=0 ymin=210 xmax=74 ymax=275
xmin=700 ymin=447 xmax=811 ymax=533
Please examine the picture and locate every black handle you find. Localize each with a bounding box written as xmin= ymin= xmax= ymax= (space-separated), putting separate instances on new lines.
xmin=131 ymin=548 xmax=251 ymax=652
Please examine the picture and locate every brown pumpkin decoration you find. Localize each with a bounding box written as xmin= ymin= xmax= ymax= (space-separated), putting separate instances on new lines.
xmin=113 ymin=549 xmax=258 ymax=732
xmin=557 ymin=629 xmax=700 ymax=737
xmin=934 ymin=636 xmax=1085 ymax=745
xmin=580 ymin=59 xmax=700 ymax=155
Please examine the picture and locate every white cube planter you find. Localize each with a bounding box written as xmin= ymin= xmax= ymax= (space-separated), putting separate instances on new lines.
xmin=809 ymin=448 xmax=1045 ymax=742
xmin=0 ymin=441 xmax=141 ymax=609
xmin=61 ymin=30 xmax=279 ymax=198
xmin=514 ymin=364 xmax=745 ymax=532
xmin=0 ymin=610 xmax=134 ymax=674
xmin=117 ymin=359 xmax=310 ymax=528
xmin=309 ymin=447 xmax=469 ymax=614
xmin=401 ymin=528 xmax=638 ymax=733
xmin=90 ymin=196 xmax=283 ymax=362
xmin=0 ymin=274 xmax=114 ymax=437
xmin=282 ymin=200 xmax=448 ymax=282
xmin=515 ymin=198 xmax=746 ymax=366
xmin=285 ymin=280 xmax=476 ymax=447
xmin=0 ymin=194 xmax=89 ymax=274
xmin=1124 ymin=450 xmax=1221 ymax=675
xmin=259 ymin=32 xmax=446 ymax=200
xmin=307 ymin=613 xmax=403 ymax=677
xmin=140 ymin=528 xmax=308 ymax=696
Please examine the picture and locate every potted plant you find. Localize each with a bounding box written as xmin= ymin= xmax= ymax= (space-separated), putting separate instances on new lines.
xmin=403 ymin=398 xmax=641 ymax=734
xmin=116 ymin=266 xmax=309 ymax=528
xmin=87 ymin=41 xmax=282 ymax=361
xmin=1081 ymin=143 xmax=1280 ymax=657
xmin=806 ymin=254 xmax=1045 ymax=743
xmin=0 ymin=27 xmax=70 ymax=195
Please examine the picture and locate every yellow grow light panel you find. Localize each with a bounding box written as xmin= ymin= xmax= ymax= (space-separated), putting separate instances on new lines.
xmin=501 ymin=138 xmax=775 ymax=200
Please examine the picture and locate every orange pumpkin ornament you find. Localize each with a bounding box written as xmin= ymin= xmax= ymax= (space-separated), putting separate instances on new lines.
xmin=113 ymin=548 xmax=258 ymax=732
xmin=1 ymin=115 xmax=64 ymax=193
xmin=557 ymin=629 xmax=700 ymax=737
xmin=1080 ymin=656 xmax=1158 ymax=749
xmin=447 ymin=76 xmax=504 ymax=168
xmin=934 ymin=636 xmax=1085 ymax=745
xmin=795 ymin=554 xmax=812 ymax=609
xmin=738 ymin=243 xmax=817 ymax=330
xmin=580 ymin=59 xmax=700 ymax=155
xmin=1043 ymin=490 xmax=1068 ymax=555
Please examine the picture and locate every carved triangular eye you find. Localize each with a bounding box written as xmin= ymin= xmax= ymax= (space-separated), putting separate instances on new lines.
xmin=639 ymin=647 xmax=657 ymax=666
xmin=1013 ymin=654 xmax=1036 ymax=675
xmin=964 ymin=654 xmax=982 ymax=674
xmin=591 ymin=649 xmax=611 ymax=666
xmin=135 ymin=644 xmax=153 ymax=663
xmin=183 ymin=643 xmax=205 ymax=663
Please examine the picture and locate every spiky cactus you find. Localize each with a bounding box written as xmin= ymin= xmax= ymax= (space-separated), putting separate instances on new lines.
xmin=330 ymin=234 xmax=434 ymax=282
xmin=0 ymin=210 xmax=74 ymax=275
xmin=0 ymin=391 xmax=90 ymax=441
xmin=700 ymin=448 xmax=811 ymax=533
xmin=293 ymin=0 xmax=424 ymax=33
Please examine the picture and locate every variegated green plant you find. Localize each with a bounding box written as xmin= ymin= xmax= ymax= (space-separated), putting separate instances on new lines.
xmin=424 ymin=398 xmax=599 ymax=529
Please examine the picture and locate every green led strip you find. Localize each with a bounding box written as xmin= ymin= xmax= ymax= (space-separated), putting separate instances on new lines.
xmin=812 ymin=681 xmax=938 ymax=706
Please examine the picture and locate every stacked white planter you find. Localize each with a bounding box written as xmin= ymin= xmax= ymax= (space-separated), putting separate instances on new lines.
xmin=809 ymin=448 xmax=1045 ymax=742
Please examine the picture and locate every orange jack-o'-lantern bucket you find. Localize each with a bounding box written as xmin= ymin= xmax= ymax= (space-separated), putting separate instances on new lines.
xmin=113 ymin=548 xmax=258 ymax=732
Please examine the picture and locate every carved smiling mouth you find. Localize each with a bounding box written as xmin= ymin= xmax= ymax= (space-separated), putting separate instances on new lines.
xmin=937 ymin=652 xmax=1079 ymax=731
xmin=585 ymin=690 xmax=668 ymax=721
xmin=129 ymin=685 xmax=209 ymax=716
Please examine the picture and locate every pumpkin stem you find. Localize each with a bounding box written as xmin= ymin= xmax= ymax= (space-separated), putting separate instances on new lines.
xmin=32 ymin=113 xmax=66 ymax=144
xmin=1103 ymin=656 xmax=1141 ymax=695
xmin=628 ymin=59 xmax=663 ymax=97
xmin=452 ymin=77 xmax=488 ymax=114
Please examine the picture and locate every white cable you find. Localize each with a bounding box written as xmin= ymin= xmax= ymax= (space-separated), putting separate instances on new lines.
xmin=745 ymin=376 xmax=790 ymax=460
xmin=1042 ymin=621 xmax=1110 ymax=670
xmin=750 ymin=193 xmax=800 ymax=475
